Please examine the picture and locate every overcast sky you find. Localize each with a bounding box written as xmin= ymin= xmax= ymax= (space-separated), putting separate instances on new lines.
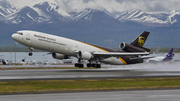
xmin=6 ymin=0 xmax=180 ymax=12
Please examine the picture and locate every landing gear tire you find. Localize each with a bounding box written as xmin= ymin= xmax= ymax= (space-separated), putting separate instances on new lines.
xmin=87 ymin=63 xmax=91 ymax=67
xmin=74 ymin=63 xmax=84 ymax=68
xmin=75 ymin=63 xmax=78 ymax=67
xmin=92 ymin=64 xmax=96 ymax=67
xmin=79 ymin=64 xmax=84 ymax=68
xmin=29 ymin=53 xmax=33 ymax=56
xmin=28 ymin=47 xmax=33 ymax=56
xmin=91 ymin=64 xmax=101 ymax=68
xmin=96 ymin=64 xmax=101 ymax=68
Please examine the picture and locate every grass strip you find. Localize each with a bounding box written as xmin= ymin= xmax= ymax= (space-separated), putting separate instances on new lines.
xmin=1 ymin=77 xmax=180 ymax=94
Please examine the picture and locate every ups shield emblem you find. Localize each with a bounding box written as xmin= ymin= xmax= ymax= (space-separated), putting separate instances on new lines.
xmin=138 ymin=36 xmax=145 ymax=46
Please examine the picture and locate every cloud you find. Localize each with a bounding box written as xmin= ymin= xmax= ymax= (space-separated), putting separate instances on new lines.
xmin=6 ymin=0 xmax=46 ymax=8
xmin=5 ymin=0 xmax=180 ymax=12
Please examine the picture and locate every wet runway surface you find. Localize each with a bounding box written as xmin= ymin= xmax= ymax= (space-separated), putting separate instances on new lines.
xmin=0 ymin=62 xmax=180 ymax=81
xmin=1 ymin=66 xmax=180 ymax=81
xmin=1 ymin=89 xmax=180 ymax=101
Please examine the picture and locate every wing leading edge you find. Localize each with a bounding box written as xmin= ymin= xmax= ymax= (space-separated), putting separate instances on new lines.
xmin=93 ymin=52 xmax=150 ymax=56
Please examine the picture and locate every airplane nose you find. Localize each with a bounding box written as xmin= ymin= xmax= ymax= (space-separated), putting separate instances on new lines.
xmin=12 ymin=34 xmax=18 ymax=40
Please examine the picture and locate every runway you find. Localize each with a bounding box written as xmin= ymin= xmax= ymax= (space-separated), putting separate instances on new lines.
xmin=1 ymin=89 xmax=180 ymax=101
xmin=1 ymin=62 xmax=180 ymax=100
xmin=1 ymin=62 xmax=180 ymax=81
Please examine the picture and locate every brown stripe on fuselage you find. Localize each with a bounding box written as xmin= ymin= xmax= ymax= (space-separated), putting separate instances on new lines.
xmin=119 ymin=56 xmax=130 ymax=64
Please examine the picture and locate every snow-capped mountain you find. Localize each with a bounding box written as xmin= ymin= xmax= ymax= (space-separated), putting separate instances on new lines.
xmin=0 ymin=1 xmax=121 ymax=24
xmin=0 ymin=0 xmax=17 ymax=16
xmin=1 ymin=0 xmax=180 ymax=27
xmin=3 ymin=2 xmax=70 ymax=24
xmin=69 ymin=9 xmax=96 ymax=21
xmin=33 ymin=2 xmax=69 ymax=22
xmin=1 ymin=0 xmax=180 ymax=47
xmin=108 ymin=9 xmax=180 ymax=26
xmin=69 ymin=8 xmax=117 ymax=23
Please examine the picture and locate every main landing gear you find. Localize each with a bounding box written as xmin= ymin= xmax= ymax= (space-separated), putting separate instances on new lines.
xmin=87 ymin=63 xmax=101 ymax=68
xmin=75 ymin=57 xmax=101 ymax=68
xmin=74 ymin=63 xmax=101 ymax=68
xmin=74 ymin=58 xmax=84 ymax=68
xmin=74 ymin=63 xmax=84 ymax=68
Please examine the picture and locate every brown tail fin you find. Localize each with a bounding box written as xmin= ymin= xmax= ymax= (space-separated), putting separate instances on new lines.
xmin=130 ymin=31 xmax=150 ymax=47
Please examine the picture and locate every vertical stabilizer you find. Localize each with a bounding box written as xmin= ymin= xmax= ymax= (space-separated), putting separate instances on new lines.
xmin=167 ymin=48 xmax=174 ymax=55
xmin=130 ymin=31 xmax=150 ymax=47
xmin=163 ymin=48 xmax=174 ymax=61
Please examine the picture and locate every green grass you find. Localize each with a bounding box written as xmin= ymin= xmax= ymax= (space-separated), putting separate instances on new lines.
xmin=1 ymin=77 xmax=180 ymax=94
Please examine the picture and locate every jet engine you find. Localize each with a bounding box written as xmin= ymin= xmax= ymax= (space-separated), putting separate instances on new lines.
xmin=120 ymin=42 xmax=150 ymax=52
xmin=77 ymin=51 xmax=93 ymax=60
xmin=52 ymin=53 xmax=68 ymax=60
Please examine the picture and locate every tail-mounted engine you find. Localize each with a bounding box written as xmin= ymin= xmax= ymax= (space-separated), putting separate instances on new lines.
xmin=120 ymin=42 xmax=150 ymax=52
xmin=77 ymin=51 xmax=93 ymax=60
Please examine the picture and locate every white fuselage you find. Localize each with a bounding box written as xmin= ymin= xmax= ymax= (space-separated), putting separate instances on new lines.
xmin=146 ymin=56 xmax=172 ymax=62
xmin=12 ymin=30 xmax=126 ymax=65
xmin=147 ymin=56 xmax=165 ymax=62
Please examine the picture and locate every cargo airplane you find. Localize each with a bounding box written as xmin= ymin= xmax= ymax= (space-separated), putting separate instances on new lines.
xmin=12 ymin=30 xmax=151 ymax=68
xmin=146 ymin=48 xmax=174 ymax=63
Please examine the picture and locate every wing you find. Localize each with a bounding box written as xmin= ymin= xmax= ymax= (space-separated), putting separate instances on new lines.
xmin=74 ymin=50 xmax=150 ymax=60
xmin=129 ymin=55 xmax=155 ymax=60
xmin=93 ymin=52 xmax=150 ymax=56
xmin=92 ymin=52 xmax=151 ymax=60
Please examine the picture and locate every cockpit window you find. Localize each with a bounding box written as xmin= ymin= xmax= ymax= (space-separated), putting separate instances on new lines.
xmin=18 ymin=32 xmax=23 ymax=35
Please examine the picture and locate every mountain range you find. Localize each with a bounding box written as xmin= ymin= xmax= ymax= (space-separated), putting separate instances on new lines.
xmin=0 ymin=0 xmax=180 ymax=48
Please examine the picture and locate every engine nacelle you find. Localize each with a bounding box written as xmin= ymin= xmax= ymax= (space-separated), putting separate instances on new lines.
xmin=120 ymin=42 xmax=150 ymax=52
xmin=77 ymin=51 xmax=93 ymax=60
xmin=52 ymin=53 xmax=68 ymax=60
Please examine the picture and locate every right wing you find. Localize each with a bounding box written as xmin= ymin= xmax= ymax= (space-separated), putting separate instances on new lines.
xmin=93 ymin=52 xmax=150 ymax=56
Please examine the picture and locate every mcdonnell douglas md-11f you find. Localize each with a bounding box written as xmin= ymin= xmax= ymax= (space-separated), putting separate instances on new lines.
xmin=12 ymin=30 xmax=151 ymax=68
xmin=146 ymin=48 xmax=174 ymax=63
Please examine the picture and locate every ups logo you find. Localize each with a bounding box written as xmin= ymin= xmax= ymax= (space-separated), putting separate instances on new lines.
xmin=138 ymin=36 xmax=145 ymax=46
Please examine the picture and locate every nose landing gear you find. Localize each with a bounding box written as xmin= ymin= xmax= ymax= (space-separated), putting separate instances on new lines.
xmin=29 ymin=52 xmax=33 ymax=56
xmin=28 ymin=47 xmax=34 ymax=56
